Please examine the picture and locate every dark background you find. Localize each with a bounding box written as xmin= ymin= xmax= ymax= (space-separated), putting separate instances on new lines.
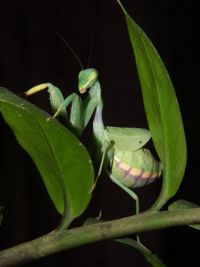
xmin=0 ymin=0 xmax=199 ymax=266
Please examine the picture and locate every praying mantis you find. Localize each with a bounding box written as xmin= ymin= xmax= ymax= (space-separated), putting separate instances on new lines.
xmin=25 ymin=68 xmax=162 ymax=216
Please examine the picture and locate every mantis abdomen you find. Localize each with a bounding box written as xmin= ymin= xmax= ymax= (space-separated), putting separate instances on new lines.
xmin=111 ymin=148 xmax=162 ymax=188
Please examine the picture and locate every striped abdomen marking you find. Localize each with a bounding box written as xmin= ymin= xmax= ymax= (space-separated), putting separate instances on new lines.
xmin=111 ymin=149 xmax=162 ymax=188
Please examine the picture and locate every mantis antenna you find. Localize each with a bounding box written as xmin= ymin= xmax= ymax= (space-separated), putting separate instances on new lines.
xmin=86 ymin=36 xmax=94 ymax=68
xmin=52 ymin=28 xmax=83 ymax=70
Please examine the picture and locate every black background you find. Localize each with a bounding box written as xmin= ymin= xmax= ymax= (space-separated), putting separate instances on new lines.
xmin=0 ymin=0 xmax=199 ymax=266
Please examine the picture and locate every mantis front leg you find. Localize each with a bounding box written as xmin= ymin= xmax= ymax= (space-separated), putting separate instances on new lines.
xmin=25 ymin=83 xmax=67 ymax=117
xmin=25 ymin=83 xmax=85 ymax=136
xmin=53 ymin=92 xmax=84 ymax=136
xmin=25 ymin=70 xmax=101 ymax=137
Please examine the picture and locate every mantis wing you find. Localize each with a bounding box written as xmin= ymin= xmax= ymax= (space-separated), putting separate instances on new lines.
xmin=105 ymin=127 xmax=151 ymax=151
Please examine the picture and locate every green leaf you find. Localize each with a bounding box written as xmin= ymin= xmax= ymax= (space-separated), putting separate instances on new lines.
xmin=116 ymin=1 xmax=187 ymax=209
xmin=168 ymin=199 xmax=200 ymax=230
xmin=0 ymin=88 xmax=94 ymax=224
xmin=116 ymin=238 xmax=167 ymax=267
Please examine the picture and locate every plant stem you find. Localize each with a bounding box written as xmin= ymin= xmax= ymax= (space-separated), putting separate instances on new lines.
xmin=1 ymin=208 xmax=200 ymax=267
xmin=150 ymin=190 xmax=169 ymax=211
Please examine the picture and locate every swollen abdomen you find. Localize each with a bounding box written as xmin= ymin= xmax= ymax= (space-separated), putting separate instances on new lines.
xmin=111 ymin=148 xmax=162 ymax=188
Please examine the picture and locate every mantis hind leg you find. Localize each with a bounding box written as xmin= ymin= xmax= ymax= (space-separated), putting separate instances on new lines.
xmin=107 ymin=174 xmax=140 ymax=214
xmin=107 ymin=172 xmax=140 ymax=215
xmin=108 ymin=172 xmax=141 ymax=243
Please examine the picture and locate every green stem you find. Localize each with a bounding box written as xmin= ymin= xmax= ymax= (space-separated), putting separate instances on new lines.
xmin=1 ymin=208 xmax=200 ymax=267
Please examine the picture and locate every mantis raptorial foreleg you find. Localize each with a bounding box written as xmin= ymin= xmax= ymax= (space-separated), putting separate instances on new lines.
xmin=25 ymin=69 xmax=100 ymax=137
xmin=25 ymin=83 xmax=68 ymax=117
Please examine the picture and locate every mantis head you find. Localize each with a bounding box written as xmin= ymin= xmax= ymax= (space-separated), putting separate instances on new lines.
xmin=78 ymin=68 xmax=98 ymax=94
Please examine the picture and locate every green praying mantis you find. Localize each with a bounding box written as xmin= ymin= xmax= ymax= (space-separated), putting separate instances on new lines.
xmin=25 ymin=67 xmax=162 ymax=216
